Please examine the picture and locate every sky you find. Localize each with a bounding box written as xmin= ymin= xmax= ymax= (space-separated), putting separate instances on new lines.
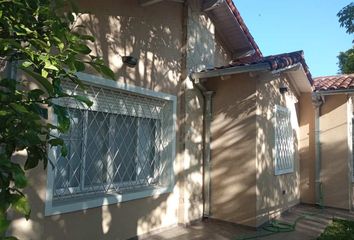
xmin=234 ymin=0 xmax=353 ymax=77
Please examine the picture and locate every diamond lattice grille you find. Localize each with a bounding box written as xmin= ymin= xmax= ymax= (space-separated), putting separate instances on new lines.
xmin=52 ymin=81 xmax=173 ymax=200
xmin=275 ymin=106 xmax=294 ymax=175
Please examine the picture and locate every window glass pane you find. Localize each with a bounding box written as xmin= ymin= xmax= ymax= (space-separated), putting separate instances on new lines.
xmin=111 ymin=115 xmax=137 ymax=185
xmin=136 ymin=118 xmax=155 ymax=182
xmin=54 ymin=109 xmax=83 ymax=194
xmin=85 ymin=111 xmax=109 ymax=188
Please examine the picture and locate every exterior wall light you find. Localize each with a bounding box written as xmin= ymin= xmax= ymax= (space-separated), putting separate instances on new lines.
xmin=122 ymin=56 xmax=138 ymax=68
xmin=279 ymin=85 xmax=288 ymax=94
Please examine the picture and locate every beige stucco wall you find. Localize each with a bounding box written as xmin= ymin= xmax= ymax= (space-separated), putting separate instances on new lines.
xmin=9 ymin=0 xmax=233 ymax=239
xmin=299 ymin=93 xmax=316 ymax=204
xmin=255 ymin=73 xmax=300 ymax=226
xmin=206 ymin=73 xmax=257 ymax=227
xmin=205 ymin=72 xmax=301 ymax=228
xmin=181 ymin=0 xmax=232 ymax=224
xmin=299 ymin=94 xmax=351 ymax=210
xmin=300 ymin=94 xmax=352 ymax=209
xmin=320 ymin=95 xmax=350 ymax=209
xmin=10 ymin=1 xmax=184 ymax=239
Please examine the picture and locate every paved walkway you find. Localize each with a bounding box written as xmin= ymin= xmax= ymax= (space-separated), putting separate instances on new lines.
xmin=142 ymin=205 xmax=354 ymax=240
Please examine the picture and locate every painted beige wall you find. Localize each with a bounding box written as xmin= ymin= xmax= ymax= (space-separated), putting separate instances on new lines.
xmin=319 ymin=95 xmax=349 ymax=209
xmin=206 ymin=73 xmax=258 ymax=227
xmin=9 ymin=0 xmax=234 ymax=239
xmin=255 ymin=73 xmax=300 ymax=226
xmin=181 ymin=0 xmax=232 ymax=224
xmin=299 ymin=94 xmax=350 ymax=209
xmin=10 ymin=1 xmax=184 ymax=239
xmin=299 ymin=93 xmax=316 ymax=205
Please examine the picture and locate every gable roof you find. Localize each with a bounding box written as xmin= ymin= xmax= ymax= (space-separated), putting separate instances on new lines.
xmin=198 ymin=50 xmax=313 ymax=84
xmin=313 ymin=74 xmax=354 ymax=92
xmin=203 ymin=0 xmax=262 ymax=60
xmin=224 ymin=0 xmax=262 ymax=59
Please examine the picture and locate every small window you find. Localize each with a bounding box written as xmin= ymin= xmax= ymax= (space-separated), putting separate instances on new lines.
xmin=274 ymin=105 xmax=294 ymax=175
xmin=45 ymin=73 xmax=176 ymax=215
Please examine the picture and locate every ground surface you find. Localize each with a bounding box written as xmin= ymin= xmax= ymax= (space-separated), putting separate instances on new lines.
xmin=141 ymin=205 xmax=354 ymax=240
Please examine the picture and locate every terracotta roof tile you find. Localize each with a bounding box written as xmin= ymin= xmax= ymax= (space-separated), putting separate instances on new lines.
xmin=201 ymin=50 xmax=313 ymax=84
xmin=313 ymin=74 xmax=354 ymax=91
xmin=225 ymin=0 xmax=263 ymax=59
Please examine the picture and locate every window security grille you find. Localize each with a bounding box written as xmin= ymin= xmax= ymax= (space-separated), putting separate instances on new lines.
xmin=51 ymin=81 xmax=174 ymax=201
xmin=274 ymin=105 xmax=294 ymax=175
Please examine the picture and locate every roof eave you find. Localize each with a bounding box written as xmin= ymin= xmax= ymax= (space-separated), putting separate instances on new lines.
xmin=202 ymin=0 xmax=262 ymax=59
xmin=191 ymin=62 xmax=270 ymax=80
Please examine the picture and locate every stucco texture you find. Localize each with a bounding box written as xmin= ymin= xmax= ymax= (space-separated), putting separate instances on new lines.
xmin=10 ymin=1 xmax=184 ymax=239
xmin=320 ymin=95 xmax=350 ymax=209
xmin=206 ymin=73 xmax=257 ymax=227
xmin=206 ymin=72 xmax=301 ymax=227
xmin=299 ymin=94 xmax=351 ymax=210
xmin=8 ymin=0 xmax=233 ymax=239
xmin=299 ymin=93 xmax=316 ymax=205
xmin=255 ymin=73 xmax=300 ymax=226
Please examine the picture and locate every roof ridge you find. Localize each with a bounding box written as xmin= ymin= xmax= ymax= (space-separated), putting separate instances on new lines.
xmin=314 ymin=74 xmax=354 ymax=80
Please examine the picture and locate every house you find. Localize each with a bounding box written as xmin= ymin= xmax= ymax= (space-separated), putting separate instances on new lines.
xmin=300 ymin=74 xmax=354 ymax=210
xmin=9 ymin=0 xmax=315 ymax=239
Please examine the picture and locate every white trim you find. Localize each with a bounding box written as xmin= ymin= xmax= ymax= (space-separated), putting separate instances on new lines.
xmin=46 ymin=186 xmax=173 ymax=216
xmin=75 ymin=72 xmax=177 ymax=102
xmin=45 ymin=72 xmax=177 ymax=216
xmin=347 ymin=97 xmax=354 ymax=182
xmin=347 ymin=97 xmax=353 ymax=210
xmin=274 ymin=105 xmax=294 ymax=176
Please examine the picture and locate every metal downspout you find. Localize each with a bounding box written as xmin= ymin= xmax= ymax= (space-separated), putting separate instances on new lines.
xmin=313 ymin=95 xmax=323 ymax=206
xmin=191 ymin=77 xmax=214 ymax=218
xmin=203 ymin=91 xmax=213 ymax=217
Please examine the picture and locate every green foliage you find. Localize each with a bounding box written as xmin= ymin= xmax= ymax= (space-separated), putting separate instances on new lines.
xmin=0 ymin=0 xmax=115 ymax=238
xmin=317 ymin=219 xmax=354 ymax=240
xmin=338 ymin=46 xmax=354 ymax=74
xmin=337 ymin=2 xmax=354 ymax=73
xmin=338 ymin=2 xmax=354 ymax=36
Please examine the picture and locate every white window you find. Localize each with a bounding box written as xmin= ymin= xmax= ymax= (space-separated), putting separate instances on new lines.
xmin=274 ymin=105 xmax=294 ymax=175
xmin=45 ymin=73 xmax=176 ymax=215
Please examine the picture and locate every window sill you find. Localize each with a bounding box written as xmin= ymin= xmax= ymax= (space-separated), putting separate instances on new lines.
xmin=275 ymin=169 xmax=294 ymax=176
xmin=45 ymin=185 xmax=173 ymax=216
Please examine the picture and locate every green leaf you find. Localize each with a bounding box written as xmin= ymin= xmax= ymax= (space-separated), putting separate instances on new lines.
xmin=9 ymin=103 xmax=28 ymax=113
xmin=22 ymin=61 xmax=33 ymax=68
xmin=24 ymin=147 xmax=41 ymax=170
xmin=72 ymin=44 xmax=91 ymax=54
xmin=53 ymin=105 xmax=70 ymax=132
xmin=61 ymin=144 xmax=68 ymax=157
xmin=20 ymin=67 xmax=54 ymax=95
xmin=28 ymin=89 xmax=45 ymax=100
xmin=0 ymin=213 xmax=9 ymax=235
xmin=48 ymin=138 xmax=64 ymax=146
xmin=100 ymin=65 xmax=115 ymax=80
xmin=80 ymin=34 xmax=95 ymax=42
xmin=74 ymin=60 xmax=85 ymax=72
xmin=0 ymin=110 xmax=11 ymax=116
xmin=41 ymin=69 xmax=48 ymax=78
xmin=12 ymin=164 xmax=27 ymax=188
xmin=44 ymin=60 xmax=59 ymax=71
xmin=11 ymin=196 xmax=30 ymax=218
xmin=73 ymin=95 xmax=92 ymax=107
xmin=58 ymin=42 xmax=64 ymax=51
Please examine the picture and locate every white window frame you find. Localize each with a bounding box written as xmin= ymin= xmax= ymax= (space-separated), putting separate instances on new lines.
xmin=45 ymin=72 xmax=177 ymax=216
xmin=274 ymin=105 xmax=294 ymax=175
